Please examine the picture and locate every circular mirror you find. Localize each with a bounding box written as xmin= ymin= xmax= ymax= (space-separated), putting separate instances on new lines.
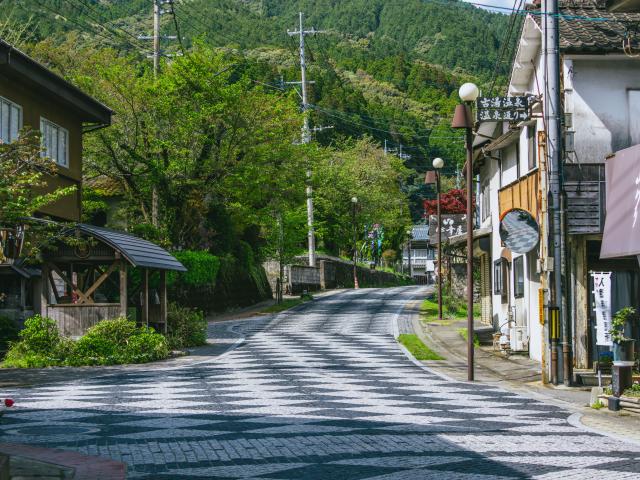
xmin=499 ymin=209 xmax=539 ymax=253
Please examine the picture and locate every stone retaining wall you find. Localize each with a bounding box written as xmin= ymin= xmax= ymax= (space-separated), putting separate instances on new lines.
xmin=264 ymin=255 xmax=410 ymax=296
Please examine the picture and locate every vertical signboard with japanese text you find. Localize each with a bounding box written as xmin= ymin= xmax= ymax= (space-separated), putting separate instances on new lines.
xmin=591 ymin=271 xmax=613 ymax=346
xmin=428 ymin=214 xmax=467 ymax=244
xmin=476 ymin=96 xmax=530 ymax=123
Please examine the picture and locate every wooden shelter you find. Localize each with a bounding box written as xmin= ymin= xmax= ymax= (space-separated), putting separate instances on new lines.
xmin=40 ymin=224 xmax=186 ymax=337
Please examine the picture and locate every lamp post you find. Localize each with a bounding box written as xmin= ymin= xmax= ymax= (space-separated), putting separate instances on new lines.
xmin=351 ymin=196 xmax=359 ymax=289
xmin=452 ymin=81 xmax=479 ymax=382
xmin=429 ymin=158 xmax=445 ymax=321
xmin=406 ymin=229 xmax=413 ymax=278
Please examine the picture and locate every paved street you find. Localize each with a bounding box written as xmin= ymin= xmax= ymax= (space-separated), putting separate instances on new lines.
xmin=2 ymin=286 xmax=640 ymax=479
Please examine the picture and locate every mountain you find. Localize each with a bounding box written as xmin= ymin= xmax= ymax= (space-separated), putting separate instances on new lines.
xmin=0 ymin=0 xmax=515 ymax=219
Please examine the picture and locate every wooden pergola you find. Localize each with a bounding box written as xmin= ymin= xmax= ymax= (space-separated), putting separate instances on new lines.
xmin=40 ymin=224 xmax=186 ymax=337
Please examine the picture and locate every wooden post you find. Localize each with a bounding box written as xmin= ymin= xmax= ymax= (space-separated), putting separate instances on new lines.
xmin=159 ymin=270 xmax=167 ymax=334
xmin=142 ymin=268 xmax=149 ymax=327
xmin=119 ymin=261 xmax=127 ymax=318
xmin=40 ymin=263 xmax=49 ymax=317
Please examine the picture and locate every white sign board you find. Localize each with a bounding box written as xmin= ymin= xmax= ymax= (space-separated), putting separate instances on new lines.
xmin=591 ymin=271 xmax=613 ymax=346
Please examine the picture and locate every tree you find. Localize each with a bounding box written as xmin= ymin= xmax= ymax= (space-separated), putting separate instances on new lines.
xmin=314 ymin=137 xmax=412 ymax=257
xmin=422 ymin=188 xmax=471 ymax=216
xmin=0 ymin=128 xmax=76 ymax=259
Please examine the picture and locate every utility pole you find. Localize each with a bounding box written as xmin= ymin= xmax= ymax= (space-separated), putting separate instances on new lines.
xmin=287 ymin=12 xmax=326 ymax=267
xmin=139 ymin=0 xmax=178 ymax=227
xmin=544 ymin=0 xmax=568 ymax=385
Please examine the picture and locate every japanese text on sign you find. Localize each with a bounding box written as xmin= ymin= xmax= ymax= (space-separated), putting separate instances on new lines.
xmin=591 ymin=271 xmax=613 ymax=346
xmin=428 ymin=214 xmax=467 ymax=244
xmin=476 ymin=96 xmax=529 ymax=123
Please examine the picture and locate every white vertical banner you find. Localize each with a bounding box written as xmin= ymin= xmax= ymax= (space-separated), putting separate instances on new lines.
xmin=591 ymin=271 xmax=613 ymax=346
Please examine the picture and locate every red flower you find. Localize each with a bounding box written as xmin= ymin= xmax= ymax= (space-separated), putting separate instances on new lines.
xmin=3 ymin=398 xmax=14 ymax=408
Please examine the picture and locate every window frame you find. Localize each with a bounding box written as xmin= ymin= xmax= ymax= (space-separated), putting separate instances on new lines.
xmin=40 ymin=117 xmax=69 ymax=168
xmin=513 ymin=256 xmax=525 ymax=298
xmin=493 ymin=260 xmax=503 ymax=295
xmin=0 ymin=95 xmax=22 ymax=144
xmin=527 ymin=125 xmax=537 ymax=171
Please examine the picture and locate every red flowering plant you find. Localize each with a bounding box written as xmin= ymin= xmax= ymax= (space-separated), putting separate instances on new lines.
xmin=423 ymin=189 xmax=472 ymax=216
xmin=0 ymin=398 xmax=14 ymax=417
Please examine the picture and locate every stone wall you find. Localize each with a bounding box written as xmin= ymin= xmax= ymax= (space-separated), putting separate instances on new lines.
xmin=287 ymin=265 xmax=321 ymax=295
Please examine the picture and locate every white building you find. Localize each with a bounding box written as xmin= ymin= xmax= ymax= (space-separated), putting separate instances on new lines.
xmin=403 ymin=224 xmax=435 ymax=282
xmin=474 ymin=0 xmax=640 ymax=381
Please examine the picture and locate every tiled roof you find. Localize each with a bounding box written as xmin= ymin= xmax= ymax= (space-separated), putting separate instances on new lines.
xmin=531 ymin=3 xmax=640 ymax=53
xmin=412 ymin=225 xmax=430 ymax=242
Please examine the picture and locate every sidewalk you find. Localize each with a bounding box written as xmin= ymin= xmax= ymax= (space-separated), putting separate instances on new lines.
xmin=406 ymin=296 xmax=640 ymax=446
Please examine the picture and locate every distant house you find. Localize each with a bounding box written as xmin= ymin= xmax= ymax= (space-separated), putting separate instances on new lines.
xmin=403 ymin=224 xmax=434 ymax=283
xmin=473 ymin=1 xmax=640 ymax=382
xmin=0 ymin=39 xmax=112 ymax=221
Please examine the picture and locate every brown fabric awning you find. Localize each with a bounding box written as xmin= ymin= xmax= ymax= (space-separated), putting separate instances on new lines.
xmin=600 ymin=144 xmax=640 ymax=259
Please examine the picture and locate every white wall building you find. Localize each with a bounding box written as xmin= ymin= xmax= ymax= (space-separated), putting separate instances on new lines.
xmin=474 ymin=1 xmax=640 ymax=378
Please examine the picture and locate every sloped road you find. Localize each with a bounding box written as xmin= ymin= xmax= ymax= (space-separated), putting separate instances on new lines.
xmin=2 ymin=286 xmax=640 ymax=479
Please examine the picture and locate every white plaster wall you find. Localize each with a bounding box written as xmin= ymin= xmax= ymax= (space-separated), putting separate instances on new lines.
xmin=568 ymin=57 xmax=640 ymax=163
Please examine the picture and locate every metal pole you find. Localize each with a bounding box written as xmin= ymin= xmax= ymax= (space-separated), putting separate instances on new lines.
xmin=408 ymin=235 xmax=412 ymax=278
xmin=544 ymin=0 xmax=568 ymax=384
xmin=296 ymin=12 xmax=316 ymax=268
xmin=466 ymin=126 xmax=475 ymax=382
xmin=437 ymin=172 xmax=443 ymax=321
xmin=153 ymin=0 xmax=160 ymax=76
xmin=352 ymin=202 xmax=359 ymax=289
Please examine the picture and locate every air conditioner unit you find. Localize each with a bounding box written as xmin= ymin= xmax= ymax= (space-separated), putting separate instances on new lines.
xmin=510 ymin=325 xmax=529 ymax=352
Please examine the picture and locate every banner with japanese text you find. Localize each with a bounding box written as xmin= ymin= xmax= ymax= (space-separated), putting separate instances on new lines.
xmin=591 ymin=271 xmax=613 ymax=346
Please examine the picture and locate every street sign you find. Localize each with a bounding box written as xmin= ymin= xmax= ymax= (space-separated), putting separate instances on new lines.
xmin=476 ymin=96 xmax=529 ymax=123
xmin=428 ymin=214 xmax=467 ymax=243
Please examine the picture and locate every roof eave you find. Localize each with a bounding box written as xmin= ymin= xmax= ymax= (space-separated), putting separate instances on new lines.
xmin=0 ymin=40 xmax=112 ymax=125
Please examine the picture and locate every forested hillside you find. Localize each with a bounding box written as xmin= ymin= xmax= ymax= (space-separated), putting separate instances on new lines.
xmin=1 ymin=0 xmax=513 ymax=190
xmin=0 ymin=1 xmax=515 ymax=298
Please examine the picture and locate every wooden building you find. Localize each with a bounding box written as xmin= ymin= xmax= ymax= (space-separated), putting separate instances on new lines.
xmin=40 ymin=224 xmax=186 ymax=337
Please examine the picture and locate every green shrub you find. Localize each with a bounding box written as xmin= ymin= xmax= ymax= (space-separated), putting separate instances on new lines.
xmin=69 ymin=317 xmax=168 ymax=366
xmin=166 ymin=303 xmax=207 ymax=350
xmin=19 ymin=315 xmax=60 ymax=355
xmin=170 ymin=251 xmax=220 ymax=287
xmin=2 ymin=315 xmax=169 ymax=368
xmin=123 ymin=330 xmax=169 ymax=363
xmin=168 ymin=250 xmax=220 ymax=313
xmin=0 ymin=316 xmax=19 ymax=354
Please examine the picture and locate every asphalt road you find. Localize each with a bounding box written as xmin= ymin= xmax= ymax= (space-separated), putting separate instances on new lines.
xmin=2 ymin=286 xmax=640 ymax=479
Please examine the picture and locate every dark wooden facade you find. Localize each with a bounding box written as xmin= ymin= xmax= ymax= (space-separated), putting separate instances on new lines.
xmin=564 ymin=163 xmax=606 ymax=235
xmin=0 ymin=39 xmax=111 ymax=222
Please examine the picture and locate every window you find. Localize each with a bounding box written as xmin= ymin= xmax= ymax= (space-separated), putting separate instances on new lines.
xmin=494 ymin=260 xmax=503 ymax=295
xmin=527 ymin=125 xmax=537 ymax=170
xmin=481 ymin=178 xmax=490 ymax=222
xmin=0 ymin=96 xmax=22 ymax=143
xmin=40 ymin=118 xmax=69 ymax=167
xmin=494 ymin=259 xmax=510 ymax=304
xmin=629 ymin=90 xmax=640 ymax=146
xmin=514 ymin=256 xmax=525 ymax=298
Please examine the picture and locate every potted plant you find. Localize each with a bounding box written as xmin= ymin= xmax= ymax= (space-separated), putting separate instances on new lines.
xmin=610 ymin=307 xmax=636 ymax=366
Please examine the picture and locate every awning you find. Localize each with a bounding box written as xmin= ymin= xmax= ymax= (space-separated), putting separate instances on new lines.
xmin=76 ymin=224 xmax=187 ymax=271
xmin=484 ymin=128 xmax=520 ymax=152
xmin=600 ymin=145 xmax=640 ymax=259
xmin=446 ymin=227 xmax=492 ymax=247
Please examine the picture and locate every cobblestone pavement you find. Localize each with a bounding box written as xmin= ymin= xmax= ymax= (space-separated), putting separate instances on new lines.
xmin=3 ymin=286 xmax=640 ymax=479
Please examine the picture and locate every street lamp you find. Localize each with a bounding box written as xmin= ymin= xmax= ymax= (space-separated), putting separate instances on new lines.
xmin=427 ymin=158 xmax=444 ymax=321
xmin=351 ymin=196 xmax=359 ymax=289
xmin=406 ymin=228 xmax=413 ymax=279
xmin=452 ymin=81 xmax=479 ymax=382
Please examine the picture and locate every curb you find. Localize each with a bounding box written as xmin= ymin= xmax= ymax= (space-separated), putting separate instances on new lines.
xmin=567 ymin=412 xmax=640 ymax=447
